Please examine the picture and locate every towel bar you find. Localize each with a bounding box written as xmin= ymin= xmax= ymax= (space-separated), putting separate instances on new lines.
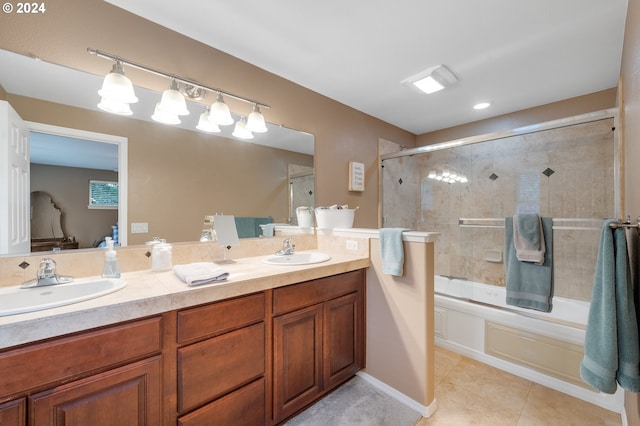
xmin=458 ymin=217 xmax=605 ymax=231
xmin=457 ymin=217 xmax=640 ymax=231
xmin=609 ymin=222 xmax=640 ymax=229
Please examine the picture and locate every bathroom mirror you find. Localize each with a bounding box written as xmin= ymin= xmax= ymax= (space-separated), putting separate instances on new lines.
xmin=0 ymin=49 xmax=314 ymax=255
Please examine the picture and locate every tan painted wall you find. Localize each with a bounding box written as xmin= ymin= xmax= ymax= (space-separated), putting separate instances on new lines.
xmin=9 ymin=94 xmax=313 ymax=245
xmin=0 ymin=0 xmax=416 ymax=236
xmin=30 ymin=164 xmax=118 ymax=248
xmin=416 ymin=89 xmax=617 ymax=146
xmin=366 ymin=239 xmax=435 ymax=411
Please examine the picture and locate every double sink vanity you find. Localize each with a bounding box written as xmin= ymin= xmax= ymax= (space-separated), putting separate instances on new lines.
xmin=0 ymin=241 xmax=370 ymax=426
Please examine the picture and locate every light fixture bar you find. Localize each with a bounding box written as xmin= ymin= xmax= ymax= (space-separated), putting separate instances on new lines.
xmin=88 ymin=48 xmax=270 ymax=109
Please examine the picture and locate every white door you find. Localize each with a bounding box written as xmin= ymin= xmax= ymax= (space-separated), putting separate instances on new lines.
xmin=0 ymin=101 xmax=30 ymax=254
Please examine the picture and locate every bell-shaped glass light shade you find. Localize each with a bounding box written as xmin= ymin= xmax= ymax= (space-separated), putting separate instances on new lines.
xmin=209 ymin=93 xmax=234 ymax=126
xmin=245 ymin=104 xmax=268 ymax=133
xmin=97 ymin=97 xmax=133 ymax=116
xmin=196 ymin=108 xmax=221 ymax=133
xmin=151 ymin=102 xmax=181 ymax=125
xmin=232 ymin=118 xmax=254 ymax=139
xmin=98 ymin=62 xmax=138 ymax=104
xmin=158 ymin=80 xmax=190 ymax=116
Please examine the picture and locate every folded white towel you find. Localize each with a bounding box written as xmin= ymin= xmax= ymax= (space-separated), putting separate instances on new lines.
xmin=173 ymin=262 xmax=229 ymax=286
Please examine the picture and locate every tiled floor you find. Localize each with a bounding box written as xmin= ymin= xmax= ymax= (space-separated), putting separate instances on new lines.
xmin=416 ymin=347 xmax=622 ymax=426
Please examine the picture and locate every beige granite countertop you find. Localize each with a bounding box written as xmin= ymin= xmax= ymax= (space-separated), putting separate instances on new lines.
xmin=0 ymin=250 xmax=369 ymax=349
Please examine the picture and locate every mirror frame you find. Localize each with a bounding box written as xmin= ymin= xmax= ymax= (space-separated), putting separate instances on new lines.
xmin=27 ymin=121 xmax=128 ymax=247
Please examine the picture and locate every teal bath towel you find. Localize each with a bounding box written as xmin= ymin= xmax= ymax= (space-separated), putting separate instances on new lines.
xmin=504 ymin=216 xmax=553 ymax=312
xmin=234 ymin=217 xmax=273 ymax=238
xmin=513 ymin=214 xmax=546 ymax=265
xmin=380 ymin=228 xmax=405 ymax=276
xmin=580 ymin=220 xmax=640 ymax=394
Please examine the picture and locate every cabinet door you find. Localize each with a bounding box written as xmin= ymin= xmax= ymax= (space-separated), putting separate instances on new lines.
xmin=0 ymin=398 xmax=25 ymax=426
xmin=29 ymin=357 xmax=162 ymax=426
xmin=273 ymin=304 xmax=322 ymax=424
xmin=324 ymin=292 xmax=363 ymax=389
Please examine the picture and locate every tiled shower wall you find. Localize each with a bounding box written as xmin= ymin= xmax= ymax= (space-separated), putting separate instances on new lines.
xmin=381 ymin=118 xmax=615 ymax=301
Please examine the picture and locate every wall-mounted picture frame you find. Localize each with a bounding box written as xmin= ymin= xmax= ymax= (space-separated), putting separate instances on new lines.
xmin=88 ymin=180 xmax=118 ymax=209
xmin=348 ymin=161 xmax=365 ymax=192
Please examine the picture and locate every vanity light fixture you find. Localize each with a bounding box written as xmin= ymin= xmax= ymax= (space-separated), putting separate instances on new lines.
xmin=158 ymin=79 xmax=190 ymax=116
xmin=403 ymin=64 xmax=458 ymax=95
xmin=97 ymin=61 xmax=138 ymax=104
xmin=196 ymin=107 xmax=221 ymax=133
xmin=246 ymin=104 xmax=268 ymax=133
xmin=97 ymin=97 xmax=133 ymax=116
xmin=88 ymin=48 xmax=270 ymax=133
xmin=232 ymin=118 xmax=254 ymax=139
xmin=151 ymin=102 xmax=181 ymax=125
xmin=427 ymin=167 xmax=468 ymax=184
xmin=209 ymin=93 xmax=234 ymax=126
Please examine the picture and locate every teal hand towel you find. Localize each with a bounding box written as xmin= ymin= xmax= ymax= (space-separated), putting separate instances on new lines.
xmin=380 ymin=228 xmax=405 ymax=276
xmin=505 ymin=216 xmax=553 ymax=312
xmin=580 ymin=220 xmax=640 ymax=394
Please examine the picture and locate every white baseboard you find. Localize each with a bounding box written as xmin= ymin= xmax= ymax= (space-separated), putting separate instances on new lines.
xmin=357 ymin=371 xmax=438 ymax=418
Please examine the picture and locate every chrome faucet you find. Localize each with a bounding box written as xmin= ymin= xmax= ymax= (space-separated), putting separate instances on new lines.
xmin=21 ymin=258 xmax=74 ymax=288
xmin=275 ymin=238 xmax=295 ymax=256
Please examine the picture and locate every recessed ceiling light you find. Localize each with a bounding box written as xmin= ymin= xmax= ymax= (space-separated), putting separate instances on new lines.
xmin=473 ymin=102 xmax=491 ymax=110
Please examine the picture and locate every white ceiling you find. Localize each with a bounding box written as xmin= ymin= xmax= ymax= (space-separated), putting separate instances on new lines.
xmin=106 ymin=0 xmax=628 ymax=135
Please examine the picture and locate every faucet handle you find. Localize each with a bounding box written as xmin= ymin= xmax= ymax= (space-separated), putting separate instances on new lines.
xmin=38 ymin=258 xmax=57 ymax=279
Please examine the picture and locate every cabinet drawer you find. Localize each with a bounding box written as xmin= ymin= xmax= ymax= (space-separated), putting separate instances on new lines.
xmin=273 ymin=270 xmax=364 ymax=315
xmin=178 ymin=322 xmax=265 ymax=413
xmin=0 ymin=317 xmax=162 ymax=397
xmin=177 ymin=292 xmax=265 ymax=343
xmin=178 ymin=378 xmax=265 ymax=426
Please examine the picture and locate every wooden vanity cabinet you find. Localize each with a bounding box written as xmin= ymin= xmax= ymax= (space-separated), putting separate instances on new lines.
xmin=0 ymin=268 xmax=366 ymax=426
xmin=0 ymin=316 xmax=163 ymax=426
xmin=272 ymin=269 xmax=365 ymax=424
xmin=175 ymin=292 xmax=267 ymax=426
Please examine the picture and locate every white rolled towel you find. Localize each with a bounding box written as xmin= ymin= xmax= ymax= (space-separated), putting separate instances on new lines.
xmin=173 ymin=262 xmax=229 ymax=286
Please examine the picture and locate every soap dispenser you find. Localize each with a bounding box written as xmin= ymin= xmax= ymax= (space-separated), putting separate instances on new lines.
xmin=102 ymin=237 xmax=121 ymax=278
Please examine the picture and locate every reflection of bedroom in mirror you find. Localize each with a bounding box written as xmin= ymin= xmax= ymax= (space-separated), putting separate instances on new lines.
xmin=29 ymin=126 xmax=126 ymax=251
xmin=30 ymin=191 xmax=79 ymax=252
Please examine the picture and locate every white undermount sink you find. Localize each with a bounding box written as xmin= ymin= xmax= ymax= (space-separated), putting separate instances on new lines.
xmin=0 ymin=277 xmax=126 ymax=317
xmin=262 ymin=252 xmax=332 ymax=266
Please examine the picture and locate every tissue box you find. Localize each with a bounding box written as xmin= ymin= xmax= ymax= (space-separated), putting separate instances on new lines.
xmin=315 ymin=209 xmax=356 ymax=229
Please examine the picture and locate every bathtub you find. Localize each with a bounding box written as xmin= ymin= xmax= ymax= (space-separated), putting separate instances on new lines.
xmin=434 ymin=275 xmax=590 ymax=327
xmin=433 ymin=275 xmax=623 ymax=413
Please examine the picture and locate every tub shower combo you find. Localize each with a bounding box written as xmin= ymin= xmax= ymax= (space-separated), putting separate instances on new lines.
xmin=380 ymin=109 xmax=626 ymax=412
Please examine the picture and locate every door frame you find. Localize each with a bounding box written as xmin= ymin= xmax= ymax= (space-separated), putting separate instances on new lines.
xmin=27 ymin=122 xmax=128 ymax=248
